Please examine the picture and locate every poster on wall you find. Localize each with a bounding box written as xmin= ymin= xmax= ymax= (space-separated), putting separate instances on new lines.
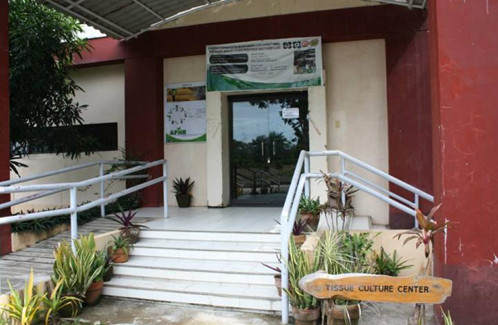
xmin=165 ymin=82 xmax=206 ymax=143
xmin=206 ymin=36 xmax=323 ymax=91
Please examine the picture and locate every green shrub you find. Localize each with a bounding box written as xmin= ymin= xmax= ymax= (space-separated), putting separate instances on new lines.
xmin=373 ymin=247 xmax=412 ymax=276
xmin=52 ymin=234 xmax=104 ymax=297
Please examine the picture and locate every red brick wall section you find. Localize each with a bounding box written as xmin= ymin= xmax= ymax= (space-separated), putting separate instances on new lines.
xmin=429 ymin=1 xmax=498 ymax=324
xmin=0 ymin=0 xmax=12 ymax=255
xmin=124 ymin=57 xmax=164 ymax=207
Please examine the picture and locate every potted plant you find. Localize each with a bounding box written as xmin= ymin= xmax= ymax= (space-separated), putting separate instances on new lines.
xmin=373 ymin=247 xmax=412 ymax=276
xmin=321 ymin=172 xmax=357 ymax=232
xmin=109 ymin=235 xmax=132 ymax=263
xmin=317 ymin=232 xmax=374 ymax=325
xmin=261 ymin=256 xmax=282 ymax=296
xmin=52 ymin=239 xmax=97 ymax=316
xmin=43 ymin=279 xmax=83 ymax=324
xmin=84 ymin=250 xmax=107 ymax=306
xmin=285 ymin=237 xmax=321 ymax=325
xmin=3 ymin=269 xmax=45 ymax=325
xmin=103 ymin=250 xmax=114 ymax=282
xmin=172 ymin=177 xmax=195 ymax=207
xmin=108 ymin=207 xmax=148 ymax=244
xmin=73 ymin=233 xmax=106 ymax=306
xmin=292 ymin=219 xmax=308 ymax=247
xmin=394 ymin=204 xmax=453 ymax=325
xmin=299 ymin=197 xmax=322 ymax=231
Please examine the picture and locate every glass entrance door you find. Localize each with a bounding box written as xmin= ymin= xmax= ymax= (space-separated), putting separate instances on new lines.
xmin=229 ymin=92 xmax=309 ymax=206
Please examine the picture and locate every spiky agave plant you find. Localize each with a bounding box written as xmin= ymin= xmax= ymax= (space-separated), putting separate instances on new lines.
xmin=284 ymin=237 xmax=321 ymax=310
xmin=2 ymin=269 xmax=45 ymax=325
xmin=43 ymin=280 xmax=82 ymax=324
xmin=172 ymin=177 xmax=195 ymax=196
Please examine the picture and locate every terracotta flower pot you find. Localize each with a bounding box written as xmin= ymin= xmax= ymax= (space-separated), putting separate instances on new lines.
xmin=301 ymin=212 xmax=320 ymax=232
xmin=324 ymin=300 xmax=360 ymax=325
xmin=122 ymin=226 xmax=141 ymax=244
xmin=293 ymin=234 xmax=307 ymax=247
xmin=292 ymin=306 xmax=321 ymax=325
xmin=274 ymin=274 xmax=282 ymax=297
xmin=84 ymin=280 xmax=104 ymax=306
xmin=112 ymin=248 xmax=129 ymax=263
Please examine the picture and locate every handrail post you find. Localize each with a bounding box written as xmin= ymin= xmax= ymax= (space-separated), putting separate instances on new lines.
xmin=414 ymin=194 xmax=420 ymax=228
xmin=304 ymin=153 xmax=310 ymax=198
xmin=280 ymin=226 xmax=289 ymax=324
xmin=70 ymin=187 xmax=78 ymax=253
xmin=99 ymin=162 xmax=105 ymax=217
xmin=163 ymin=161 xmax=169 ymax=218
xmin=340 ymin=157 xmax=346 ymax=206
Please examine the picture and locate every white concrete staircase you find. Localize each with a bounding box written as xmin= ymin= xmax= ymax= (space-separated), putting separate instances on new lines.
xmin=103 ymin=229 xmax=282 ymax=312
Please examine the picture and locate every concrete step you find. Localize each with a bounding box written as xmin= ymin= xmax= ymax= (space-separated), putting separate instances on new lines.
xmin=107 ymin=229 xmax=282 ymax=312
xmin=113 ymin=264 xmax=276 ymax=286
xmin=131 ymin=246 xmax=277 ymax=262
xmin=134 ymin=238 xmax=280 ymax=252
xmin=122 ymin=256 xmax=279 ymax=275
xmin=140 ymin=230 xmax=280 ymax=243
xmin=103 ymin=276 xmax=280 ymax=311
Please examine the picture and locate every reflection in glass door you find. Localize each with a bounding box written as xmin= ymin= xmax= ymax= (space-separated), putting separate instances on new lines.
xmin=229 ymin=92 xmax=309 ymax=206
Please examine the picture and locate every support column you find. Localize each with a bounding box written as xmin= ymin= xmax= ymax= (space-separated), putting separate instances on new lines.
xmin=0 ymin=0 xmax=11 ymax=255
xmin=386 ymin=31 xmax=433 ymax=229
xmin=429 ymin=1 xmax=498 ymax=324
xmin=124 ymin=57 xmax=164 ymax=207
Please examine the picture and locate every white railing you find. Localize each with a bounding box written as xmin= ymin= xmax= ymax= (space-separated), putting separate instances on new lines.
xmin=279 ymin=150 xmax=433 ymax=324
xmin=0 ymin=159 xmax=168 ymax=251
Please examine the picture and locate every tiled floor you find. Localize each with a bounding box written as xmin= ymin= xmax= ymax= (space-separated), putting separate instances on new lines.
xmin=138 ymin=207 xmax=282 ymax=233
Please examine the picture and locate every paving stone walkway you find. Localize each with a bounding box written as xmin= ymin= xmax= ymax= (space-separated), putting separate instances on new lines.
xmin=0 ymin=215 xmax=155 ymax=293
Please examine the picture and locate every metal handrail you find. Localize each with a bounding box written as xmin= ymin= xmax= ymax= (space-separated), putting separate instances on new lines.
xmin=279 ymin=150 xmax=434 ymax=324
xmin=0 ymin=159 xmax=168 ymax=252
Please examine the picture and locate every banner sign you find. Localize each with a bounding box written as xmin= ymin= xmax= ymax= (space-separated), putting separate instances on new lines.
xmin=206 ymin=36 xmax=323 ymax=91
xmin=165 ymin=82 xmax=206 ymax=143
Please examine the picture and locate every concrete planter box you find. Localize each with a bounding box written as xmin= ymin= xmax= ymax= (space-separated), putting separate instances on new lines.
xmin=11 ymin=224 xmax=70 ymax=252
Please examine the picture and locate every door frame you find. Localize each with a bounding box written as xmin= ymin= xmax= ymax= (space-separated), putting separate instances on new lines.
xmin=228 ymin=91 xmax=309 ymax=207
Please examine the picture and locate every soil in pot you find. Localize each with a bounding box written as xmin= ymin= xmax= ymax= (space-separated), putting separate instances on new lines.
xmin=292 ymin=306 xmax=321 ymax=325
xmin=59 ymin=295 xmax=83 ymax=318
xmin=84 ymin=281 xmax=104 ymax=306
xmin=122 ymin=226 xmax=141 ymax=244
xmin=176 ymin=194 xmax=191 ymax=207
xmin=293 ymin=234 xmax=307 ymax=247
xmin=324 ymin=300 xmax=360 ymax=325
xmin=112 ymin=248 xmax=129 ymax=263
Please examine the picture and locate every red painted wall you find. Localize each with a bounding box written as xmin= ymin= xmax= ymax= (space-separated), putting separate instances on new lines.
xmin=75 ymin=5 xmax=427 ymax=66
xmin=386 ymin=31 xmax=433 ymax=229
xmin=124 ymin=57 xmax=164 ymax=206
xmin=75 ymin=5 xmax=433 ymax=221
xmin=429 ymin=1 xmax=498 ymax=323
xmin=0 ymin=0 xmax=11 ymax=255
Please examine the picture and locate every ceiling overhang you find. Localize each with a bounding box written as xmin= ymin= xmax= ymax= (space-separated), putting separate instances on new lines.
xmin=365 ymin=0 xmax=427 ymax=10
xmin=37 ymin=0 xmax=240 ymax=40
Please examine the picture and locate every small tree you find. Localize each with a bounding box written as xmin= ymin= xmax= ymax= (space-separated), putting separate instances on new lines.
xmin=9 ymin=0 xmax=98 ymax=175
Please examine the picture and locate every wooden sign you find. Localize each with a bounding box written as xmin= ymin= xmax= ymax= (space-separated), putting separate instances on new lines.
xmin=299 ymin=272 xmax=452 ymax=304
